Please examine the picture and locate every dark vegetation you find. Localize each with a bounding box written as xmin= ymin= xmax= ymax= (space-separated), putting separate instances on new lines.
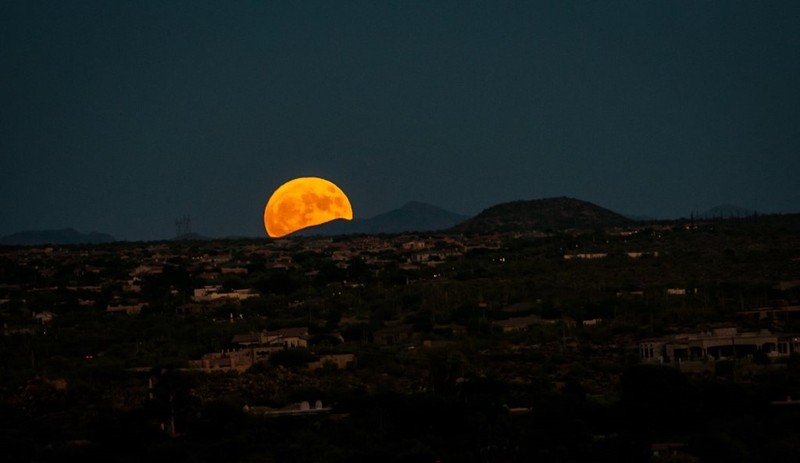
xmin=1 ymin=212 xmax=800 ymax=461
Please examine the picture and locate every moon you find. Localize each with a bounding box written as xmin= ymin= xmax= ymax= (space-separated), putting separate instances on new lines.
xmin=264 ymin=177 xmax=353 ymax=238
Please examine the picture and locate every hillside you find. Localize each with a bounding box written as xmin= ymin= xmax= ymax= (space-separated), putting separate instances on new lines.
xmin=451 ymin=197 xmax=631 ymax=233
xmin=0 ymin=228 xmax=116 ymax=245
xmin=298 ymin=201 xmax=468 ymax=236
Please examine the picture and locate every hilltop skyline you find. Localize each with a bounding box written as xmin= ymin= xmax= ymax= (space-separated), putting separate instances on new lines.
xmin=2 ymin=1 xmax=799 ymax=241
xmin=0 ymin=197 xmax=775 ymax=244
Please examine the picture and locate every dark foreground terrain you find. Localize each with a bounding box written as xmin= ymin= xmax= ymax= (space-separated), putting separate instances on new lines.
xmin=2 ymin=213 xmax=800 ymax=462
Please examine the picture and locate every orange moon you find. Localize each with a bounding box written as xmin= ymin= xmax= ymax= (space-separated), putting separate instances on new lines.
xmin=264 ymin=177 xmax=353 ymax=238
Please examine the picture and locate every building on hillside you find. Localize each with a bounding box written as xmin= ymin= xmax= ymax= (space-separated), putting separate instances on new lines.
xmin=193 ymin=286 xmax=257 ymax=302
xmin=232 ymin=327 xmax=309 ymax=348
xmin=189 ymin=348 xmax=270 ymax=372
xmin=582 ymin=318 xmax=603 ymax=327
xmin=221 ymin=266 xmax=248 ymax=275
xmin=33 ymin=311 xmax=55 ymax=324
xmin=106 ymin=303 xmax=145 ymax=315
xmin=639 ymin=327 xmax=800 ymax=364
xmin=191 ymin=327 xmax=310 ymax=372
xmin=402 ymin=240 xmax=429 ymax=251
xmin=494 ymin=315 xmax=557 ymax=333
xmin=563 ymin=253 xmax=607 ymax=260
xmin=244 ymin=400 xmax=331 ymax=417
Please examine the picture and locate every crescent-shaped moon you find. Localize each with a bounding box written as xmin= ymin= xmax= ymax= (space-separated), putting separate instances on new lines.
xmin=264 ymin=177 xmax=353 ymax=238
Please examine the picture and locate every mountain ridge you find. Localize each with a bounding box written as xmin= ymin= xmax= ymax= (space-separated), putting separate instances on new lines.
xmin=0 ymin=228 xmax=116 ymax=246
xmin=1 ymin=200 xmax=772 ymax=242
xmin=296 ymin=201 xmax=469 ymax=236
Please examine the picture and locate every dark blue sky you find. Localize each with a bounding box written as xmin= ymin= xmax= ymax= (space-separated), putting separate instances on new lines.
xmin=2 ymin=1 xmax=799 ymax=240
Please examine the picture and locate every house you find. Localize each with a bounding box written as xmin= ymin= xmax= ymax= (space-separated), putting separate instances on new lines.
xmin=131 ymin=265 xmax=163 ymax=276
xmin=402 ymin=240 xmax=429 ymax=251
xmin=495 ymin=315 xmax=546 ymax=333
xmin=191 ymin=327 xmax=310 ymax=373
xmin=651 ymin=442 xmax=689 ymax=459
xmin=221 ymin=266 xmax=248 ymax=275
xmin=106 ymin=303 xmax=145 ymax=315
xmin=189 ymin=349 xmax=257 ymax=372
xmin=33 ymin=311 xmax=55 ymax=324
xmin=193 ymin=285 xmax=223 ymax=301
xmin=265 ymin=327 xmax=309 ymax=348
xmin=639 ymin=327 xmax=800 ymax=364
xmin=193 ymin=286 xmax=257 ymax=302
xmin=626 ymin=251 xmax=659 ymax=258
xmin=232 ymin=327 xmax=309 ymax=349
xmin=666 ymin=288 xmax=687 ymax=296
xmin=243 ymin=400 xmax=331 ymax=417
xmin=190 ymin=343 xmax=279 ymax=372
xmin=563 ymin=253 xmax=607 ymax=260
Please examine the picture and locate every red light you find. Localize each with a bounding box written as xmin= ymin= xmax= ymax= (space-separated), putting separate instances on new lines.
xmin=84 ymin=355 xmax=94 ymax=360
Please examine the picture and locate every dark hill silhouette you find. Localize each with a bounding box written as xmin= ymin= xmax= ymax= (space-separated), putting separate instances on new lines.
xmin=0 ymin=228 xmax=115 ymax=245
xmin=297 ymin=201 xmax=469 ymax=236
xmin=451 ymin=197 xmax=631 ymax=233
xmin=624 ymin=213 xmax=656 ymax=222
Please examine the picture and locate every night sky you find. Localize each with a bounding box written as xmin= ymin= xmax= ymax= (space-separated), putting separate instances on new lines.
xmin=2 ymin=1 xmax=799 ymax=241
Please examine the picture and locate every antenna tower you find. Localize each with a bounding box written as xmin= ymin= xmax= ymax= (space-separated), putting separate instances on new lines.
xmin=175 ymin=215 xmax=192 ymax=237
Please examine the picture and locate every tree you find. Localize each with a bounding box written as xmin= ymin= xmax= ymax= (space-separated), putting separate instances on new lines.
xmin=269 ymin=348 xmax=315 ymax=368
